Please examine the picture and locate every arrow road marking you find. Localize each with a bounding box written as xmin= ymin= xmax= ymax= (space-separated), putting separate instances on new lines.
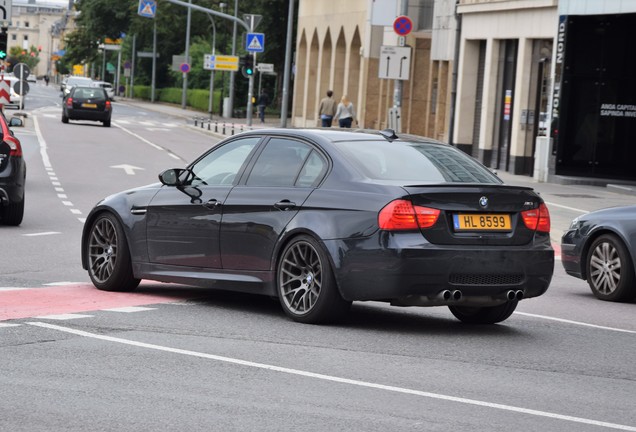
xmin=111 ymin=164 xmax=145 ymax=175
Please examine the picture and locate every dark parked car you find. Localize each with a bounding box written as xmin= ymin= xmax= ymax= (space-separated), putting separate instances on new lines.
xmin=562 ymin=206 xmax=636 ymax=302
xmin=62 ymin=86 xmax=112 ymax=127
xmin=0 ymin=113 xmax=26 ymax=225
xmin=81 ymin=129 xmax=554 ymax=324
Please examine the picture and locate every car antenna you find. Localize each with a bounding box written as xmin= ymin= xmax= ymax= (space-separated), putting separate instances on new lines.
xmin=379 ymin=128 xmax=398 ymax=142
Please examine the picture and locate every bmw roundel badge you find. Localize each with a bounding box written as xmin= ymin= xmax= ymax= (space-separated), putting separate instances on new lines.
xmin=479 ymin=196 xmax=488 ymax=208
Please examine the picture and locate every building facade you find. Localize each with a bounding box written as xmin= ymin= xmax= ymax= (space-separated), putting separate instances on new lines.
xmin=293 ymin=0 xmax=450 ymax=141
xmin=552 ymin=0 xmax=636 ymax=182
xmin=8 ymin=0 xmax=69 ymax=77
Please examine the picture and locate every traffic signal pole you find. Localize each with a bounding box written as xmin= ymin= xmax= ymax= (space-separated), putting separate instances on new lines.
xmin=246 ymin=52 xmax=255 ymax=126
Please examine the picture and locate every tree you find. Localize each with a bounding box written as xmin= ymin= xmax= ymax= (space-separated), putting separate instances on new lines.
xmin=7 ymin=45 xmax=41 ymax=72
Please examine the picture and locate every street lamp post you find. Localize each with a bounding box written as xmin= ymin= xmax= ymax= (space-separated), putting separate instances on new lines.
xmin=207 ymin=14 xmax=216 ymax=118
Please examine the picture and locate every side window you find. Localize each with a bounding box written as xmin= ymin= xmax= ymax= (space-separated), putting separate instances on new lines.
xmin=187 ymin=137 xmax=260 ymax=186
xmin=297 ymin=150 xmax=328 ymax=187
xmin=246 ymin=138 xmax=312 ymax=187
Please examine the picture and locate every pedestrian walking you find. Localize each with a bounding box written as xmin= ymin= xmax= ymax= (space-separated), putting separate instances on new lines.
xmin=335 ymin=95 xmax=356 ymax=128
xmin=257 ymin=90 xmax=269 ymax=124
xmin=318 ymin=90 xmax=337 ymax=127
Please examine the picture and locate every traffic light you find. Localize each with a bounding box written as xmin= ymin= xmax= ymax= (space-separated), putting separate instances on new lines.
xmin=0 ymin=28 xmax=8 ymax=60
xmin=241 ymin=54 xmax=254 ymax=78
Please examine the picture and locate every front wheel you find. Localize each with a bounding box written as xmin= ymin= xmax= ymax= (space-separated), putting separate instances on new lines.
xmin=86 ymin=213 xmax=140 ymax=292
xmin=449 ymin=301 xmax=518 ymax=324
xmin=586 ymin=234 xmax=635 ymax=302
xmin=277 ymin=235 xmax=350 ymax=324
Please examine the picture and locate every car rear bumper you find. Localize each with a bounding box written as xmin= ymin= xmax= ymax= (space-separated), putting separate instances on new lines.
xmin=66 ymin=109 xmax=111 ymax=121
xmin=325 ymin=231 xmax=554 ymax=305
xmin=0 ymin=159 xmax=26 ymax=205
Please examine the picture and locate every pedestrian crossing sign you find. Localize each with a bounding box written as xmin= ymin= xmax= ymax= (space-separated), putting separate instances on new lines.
xmin=245 ymin=33 xmax=265 ymax=53
xmin=138 ymin=0 xmax=157 ymax=18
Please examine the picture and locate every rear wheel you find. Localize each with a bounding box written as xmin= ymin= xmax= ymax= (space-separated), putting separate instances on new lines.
xmin=61 ymin=113 xmax=69 ymax=123
xmin=1 ymin=194 xmax=24 ymax=226
xmin=449 ymin=301 xmax=518 ymax=324
xmin=86 ymin=213 xmax=140 ymax=292
xmin=103 ymin=119 xmax=111 ymax=127
xmin=277 ymin=235 xmax=351 ymax=324
xmin=586 ymin=234 xmax=635 ymax=301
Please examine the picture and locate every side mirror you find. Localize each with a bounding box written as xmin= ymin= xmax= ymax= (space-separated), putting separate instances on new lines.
xmin=9 ymin=117 xmax=24 ymax=128
xmin=159 ymin=168 xmax=185 ymax=186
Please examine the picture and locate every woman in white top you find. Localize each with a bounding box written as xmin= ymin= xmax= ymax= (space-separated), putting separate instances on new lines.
xmin=335 ymin=95 xmax=356 ymax=128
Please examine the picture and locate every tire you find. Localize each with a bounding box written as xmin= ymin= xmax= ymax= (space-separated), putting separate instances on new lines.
xmin=449 ymin=301 xmax=518 ymax=324
xmin=86 ymin=213 xmax=140 ymax=292
xmin=62 ymin=113 xmax=69 ymax=124
xmin=1 ymin=194 xmax=24 ymax=226
xmin=277 ymin=235 xmax=351 ymax=324
xmin=586 ymin=234 xmax=635 ymax=302
xmin=103 ymin=119 xmax=111 ymax=127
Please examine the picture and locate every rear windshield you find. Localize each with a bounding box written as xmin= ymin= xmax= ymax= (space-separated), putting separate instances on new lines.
xmin=72 ymin=88 xmax=106 ymax=101
xmin=336 ymin=140 xmax=501 ymax=184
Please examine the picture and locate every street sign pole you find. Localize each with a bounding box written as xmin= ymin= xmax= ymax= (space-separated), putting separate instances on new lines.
xmin=245 ymin=15 xmax=259 ymax=127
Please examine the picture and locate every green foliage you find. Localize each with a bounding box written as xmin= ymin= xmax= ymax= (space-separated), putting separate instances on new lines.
xmin=60 ymin=0 xmax=297 ymax=111
xmin=132 ymin=85 xmax=222 ymax=113
xmin=7 ymin=45 xmax=41 ymax=71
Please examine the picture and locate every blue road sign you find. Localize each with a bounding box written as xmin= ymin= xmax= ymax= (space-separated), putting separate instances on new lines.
xmin=245 ymin=33 xmax=265 ymax=53
xmin=138 ymin=0 xmax=157 ymax=18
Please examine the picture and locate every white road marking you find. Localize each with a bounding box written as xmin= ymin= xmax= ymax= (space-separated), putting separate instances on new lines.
xmin=0 ymin=287 xmax=29 ymax=291
xmin=102 ymin=307 xmax=156 ymax=313
xmin=27 ymin=321 xmax=636 ymax=431
xmin=34 ymin=314 xmax=93 ymax=320
xmin=515 ymin=312 xmax=636 ymax=334
xmin=113 ymin=122 xmax=187 ymax=162
xmin=43 ymin=282 xmax=85 ymax=286
xmin=0 ymin=323 xmax=21 ymax=328
xmin=22 ymin=232 xmax=61 ymax=237
xmin=34 ymin=116 xmax=84 ymax=223
xmin=544 ymin=201 xmax=588 ymax=214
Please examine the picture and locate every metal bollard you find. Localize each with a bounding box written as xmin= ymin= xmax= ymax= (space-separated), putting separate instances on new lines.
xmin=222 ymin=123 xmax=226 ymax=134
xmin=215 ymin=121 xmax=218 ymax=133
xmin=194 ymin=117 xmax=198 ymax=127
xmin=231 ymin=123 xmax=235 ymax=135
xmin=240 ymin=125 xmax=244 ymax=133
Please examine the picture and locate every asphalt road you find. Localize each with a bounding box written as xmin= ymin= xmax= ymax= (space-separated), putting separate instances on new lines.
xmin=1 ymin=81 xmax=635 ymax=432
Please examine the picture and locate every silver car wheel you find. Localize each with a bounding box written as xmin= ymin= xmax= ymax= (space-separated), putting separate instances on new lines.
xmin=279 ymin=240 xmax=322 ymax=315
xmin=88 ymin=217 xmax=118 ymax=284
xmin=589 ymin=240 xmax=622 ymax=295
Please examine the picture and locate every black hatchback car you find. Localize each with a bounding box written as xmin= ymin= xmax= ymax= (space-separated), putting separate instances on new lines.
xmin=62 ymin=86 xmax=112 ymax=127
xmin=0 ymin=112 xmax=26 ymax=226
xmin=81 ymin=129 xmax=554 ymax=325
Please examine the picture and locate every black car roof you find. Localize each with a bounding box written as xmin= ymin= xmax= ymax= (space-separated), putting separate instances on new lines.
xmin=236 ymin=128 xmax=447 ymax=146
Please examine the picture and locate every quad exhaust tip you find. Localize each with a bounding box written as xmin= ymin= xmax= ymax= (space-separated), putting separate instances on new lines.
xmin=506 ymin=290 xmax=524 ymax=301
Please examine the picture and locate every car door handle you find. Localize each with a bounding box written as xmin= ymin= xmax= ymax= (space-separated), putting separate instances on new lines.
xmin=275 ymin=200 xmax=296 ymax=211
xmin=204 ymin=199 xmax=222 ymax=209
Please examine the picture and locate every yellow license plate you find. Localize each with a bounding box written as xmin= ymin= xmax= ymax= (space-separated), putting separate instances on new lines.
xmin=453 ymin=214 xmax=512 ymax=231
xmin=82 ymin=103 xmax=97 ymax=108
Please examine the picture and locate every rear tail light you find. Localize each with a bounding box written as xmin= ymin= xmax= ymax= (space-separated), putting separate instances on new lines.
xmin=6 ymin=137 xmax=22 ymax=157
xmin=378 ymin=199 xmax=440 ymax=230
xmin=66 ymin=97 xmax=73 ymax=107
xmin=105 ymin=100 xmax=111 ymax=110
xmin=521 ymin=203 xmax=551 ymax=233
